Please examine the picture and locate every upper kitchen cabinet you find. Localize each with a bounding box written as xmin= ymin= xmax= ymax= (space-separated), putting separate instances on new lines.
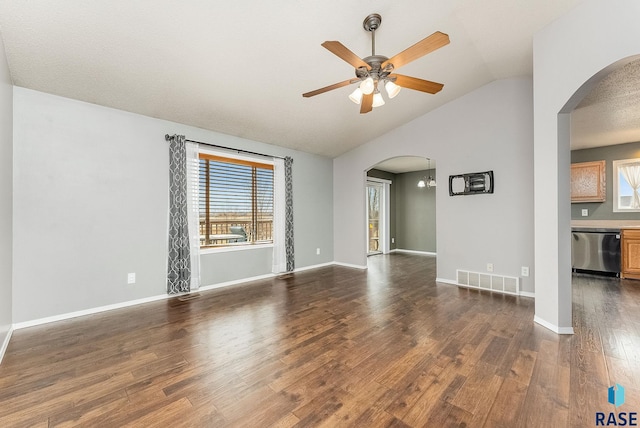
xmin=571 ymin=160 xmax=606 ymax=203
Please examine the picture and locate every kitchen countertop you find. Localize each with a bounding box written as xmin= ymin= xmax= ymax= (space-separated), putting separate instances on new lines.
xmin=571 ymin=220 xmax=640 ymax=231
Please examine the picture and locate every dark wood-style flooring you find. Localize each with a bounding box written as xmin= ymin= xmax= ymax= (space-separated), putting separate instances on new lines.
xmin=1 ymin=254 xmax=639 ymax=427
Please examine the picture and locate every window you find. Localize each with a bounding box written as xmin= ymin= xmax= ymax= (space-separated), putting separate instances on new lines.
xmin=198 ymin=153 xmax=274 ymax=247
xmin=613 ymin=158 xmax=640 ymax=212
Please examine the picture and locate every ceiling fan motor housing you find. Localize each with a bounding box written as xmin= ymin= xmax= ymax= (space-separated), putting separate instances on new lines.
xmin=357 ymin=55 xmax=393 ymax=83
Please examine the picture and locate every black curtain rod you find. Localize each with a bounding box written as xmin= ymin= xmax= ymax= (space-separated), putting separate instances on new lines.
xmin=165 ymin=134 xmax=286 ymax=160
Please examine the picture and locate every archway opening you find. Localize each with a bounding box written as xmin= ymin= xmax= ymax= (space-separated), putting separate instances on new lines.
xmin=365 ymin=156 xmax=437 ymax=260
xmin=564 ymin=56 xmax=640 ymax=280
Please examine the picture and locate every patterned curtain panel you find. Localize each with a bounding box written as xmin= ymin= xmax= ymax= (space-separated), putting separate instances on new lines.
xmin=285 ymin=156 xmax=295 ymax=272
xmin=272 ymin=158 xmax=287 ymax=274
xmin=167 ymin=134 xmax=191 ymax=294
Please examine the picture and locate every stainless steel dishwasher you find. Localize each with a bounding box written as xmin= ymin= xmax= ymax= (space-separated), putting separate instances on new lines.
xmin=571 ymin=228 xmax=621 ymax=275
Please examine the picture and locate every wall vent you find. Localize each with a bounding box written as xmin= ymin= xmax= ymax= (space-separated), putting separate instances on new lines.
xmin=456 ymin=269 xmax=520 ymax=296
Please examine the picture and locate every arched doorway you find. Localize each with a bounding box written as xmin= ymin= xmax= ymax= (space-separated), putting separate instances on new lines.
xmin=365 ymin=156 xmax=437 ymax=259
xmin=533 ymin=0 xmax=640 ymax=333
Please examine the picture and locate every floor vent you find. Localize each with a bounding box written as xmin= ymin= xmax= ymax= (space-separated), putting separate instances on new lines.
xmin=177 ymin=293 xmax=201 ymax=302
xmin=456 ymin=270 xmax=519 ymax=296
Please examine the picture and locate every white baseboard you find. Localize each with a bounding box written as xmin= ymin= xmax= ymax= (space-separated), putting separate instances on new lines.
xmin=198 ymin=262 xmax=336 ymax=292
xmin=393 ymin=249 xmax=437 ymax=256
xmin=333 ymin=261 xmax=368 ymax=270
xmin=294 ymin=262 xmax=335 ymax=272
xmin=534 ymin=315 xmax=574 ymax=335
xmin=21 ymin=262 xmax=556 ymax=337
xmin=13 ymin=293 xmax=170 ymax=330
xmin=13 ymin=262 xmax=348 ymax=331
xmin=198 ymin=272 xmax=276 ymax=292
xmin=0 ymin=326 xmax=13 ymax=364
xmin=435 ymin=277 xmax=458 ymax=286
xmin=519 ymin=291 xmax=535 ymax=298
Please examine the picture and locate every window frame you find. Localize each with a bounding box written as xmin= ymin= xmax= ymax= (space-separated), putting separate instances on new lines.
xmin=197 ymin=147 xmax=275 ymax=250
xmin=613 ymin=158 xmax=640 ymax=212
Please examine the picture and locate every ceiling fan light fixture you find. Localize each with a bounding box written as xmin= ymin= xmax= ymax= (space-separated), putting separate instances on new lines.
xmin=302 ymin=14 xmax=449 ymax=114
xmin=372 ymin=89 xmax=385 ymax=108
xmin=360 ymin=77 xmax=375 ymax=95
xmin=349 ymin=87 xmax=363 ymax=104
xmin=385 ymin=80 xmax=401 ymax=99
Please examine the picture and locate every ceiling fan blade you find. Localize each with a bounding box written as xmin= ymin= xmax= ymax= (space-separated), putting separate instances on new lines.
xmin=381 ymin=31 xmax=449 ymax=70
xmin=360 ymin=93 xmax=373 ymax=114
xmin=303 ymin=79 xmax=355 ymax=98
xmin=322 ymin=41 xmax=371 ymax=70
xmin=391 ymin=74 xmax=444 ymax=94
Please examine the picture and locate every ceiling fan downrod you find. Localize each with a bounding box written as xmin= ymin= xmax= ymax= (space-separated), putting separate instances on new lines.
xmin=363 ymin=13 xmax=381 ymax=57
xmin=360 ymin=13 xmax=390 ymax=92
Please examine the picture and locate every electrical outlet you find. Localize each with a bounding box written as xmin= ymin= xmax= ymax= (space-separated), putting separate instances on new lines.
xmin=487 ymin=263 xmax=494 ymax=272
xmin=392 ymin=237 xmax=395 ymax=244
xmin=581 ymin=209 xmax=589 ymax=217
xmin=127 ymin=273 xmax=136 ymax=284
xmin=521 ymin=266 xmax=530 ymax=277
xmin=316 ymin=248 xmax=320 ymax=255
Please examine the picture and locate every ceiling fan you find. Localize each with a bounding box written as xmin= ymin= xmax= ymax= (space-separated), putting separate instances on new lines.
xmin=303 ymin=13 xmax=450 ymax=114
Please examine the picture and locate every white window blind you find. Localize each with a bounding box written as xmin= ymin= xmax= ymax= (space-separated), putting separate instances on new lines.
xmin=198 ymin=153 xmax=274 ymax=247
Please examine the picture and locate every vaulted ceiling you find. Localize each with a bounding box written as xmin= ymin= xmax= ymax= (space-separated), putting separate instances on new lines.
xmin=1 ymin=1 xmax=634 ymax=158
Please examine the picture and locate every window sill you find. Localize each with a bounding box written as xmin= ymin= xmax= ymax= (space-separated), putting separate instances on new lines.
xmin=200 ymin=243 xmax=274 ymax=255
xmin=613 ymin=207 xmax=640 ymax=213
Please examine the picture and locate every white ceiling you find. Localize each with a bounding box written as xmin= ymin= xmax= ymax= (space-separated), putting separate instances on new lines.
xmin=2 ymin=0 xmax=632 ymax=159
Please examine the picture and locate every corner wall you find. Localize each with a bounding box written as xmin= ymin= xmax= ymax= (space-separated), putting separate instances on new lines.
xmin=533 ymin=0 xmax=640 ymax=332
xmin=333 ymin=78 xmax=535 ymax=293
xmin=12 ymin=88 xmax=333 ymax=324
xmin=0 ymin=31 xmax=13 ymax=359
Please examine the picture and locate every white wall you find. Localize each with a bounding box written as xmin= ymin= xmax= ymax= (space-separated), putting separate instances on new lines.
xmin=334 ymin=78 xmax=535 ymax=292
xmin=12 ymin=88 xmax=333 ymax=323
xmin=0 ymin=30 xmax=13 ymax=357
xmin=533 ymin=0 xmax=640 ymax=332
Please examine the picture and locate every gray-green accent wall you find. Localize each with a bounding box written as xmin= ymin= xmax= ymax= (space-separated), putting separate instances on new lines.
xmin=571 ymin=141 xmax=640 ymax=220
xmin=396 ymin=170 xmax=437 ymax=252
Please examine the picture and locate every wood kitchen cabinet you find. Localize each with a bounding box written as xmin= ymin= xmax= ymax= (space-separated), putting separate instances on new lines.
xmin=571 ymin=160 xmax=606 ymax=203
xmin=621 ymin=229 xmax=640 ymax=279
